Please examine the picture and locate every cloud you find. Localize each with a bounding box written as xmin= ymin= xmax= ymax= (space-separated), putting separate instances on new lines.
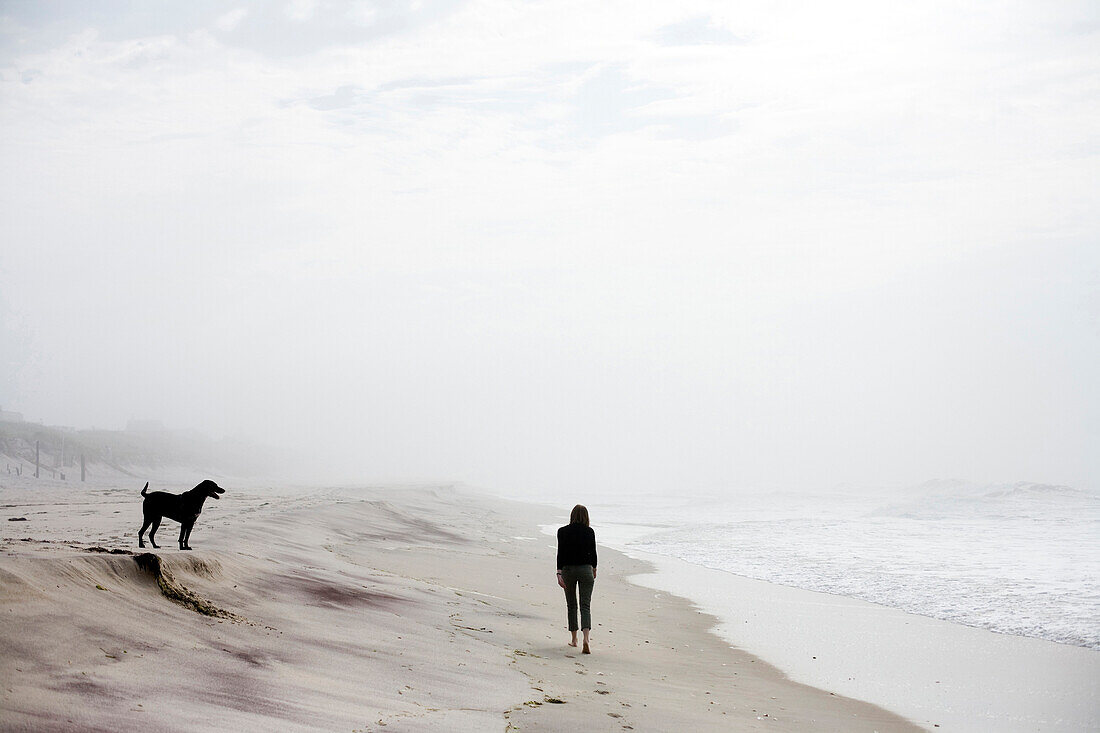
xmin=564 ymin=64 xmax=676 ymax=138
xmin=214 ymin=7 xmax=249 ymax=32
xmin=285 ymin=0 xmax=319 ymax=22
xmin=346 ymin=1 xmax=378 ymax=26
xmin=305 ymin=83 xmax=362 ymax=110
xmin=653 ymin=15 xmax=748 ymax=46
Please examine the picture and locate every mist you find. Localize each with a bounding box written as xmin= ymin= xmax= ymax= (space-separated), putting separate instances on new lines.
xmin=2 ymin=1 xmax=1097 ymax=498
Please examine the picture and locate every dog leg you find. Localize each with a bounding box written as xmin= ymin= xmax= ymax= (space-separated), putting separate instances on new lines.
xmin=180 ymin=521 xmax=193 ymax=550
xmin=149 ymin=517 xmax=161 ymax=549
xmin=138 ymin=518 xmax=150 ymax=548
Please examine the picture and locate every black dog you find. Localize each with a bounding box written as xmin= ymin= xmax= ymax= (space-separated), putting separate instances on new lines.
xmin=138 ymin=480 xmax=225 ymax=550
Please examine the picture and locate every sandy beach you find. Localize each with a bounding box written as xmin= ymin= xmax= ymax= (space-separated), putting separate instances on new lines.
xmin=0 ymin=477 xmax=925 ymax=732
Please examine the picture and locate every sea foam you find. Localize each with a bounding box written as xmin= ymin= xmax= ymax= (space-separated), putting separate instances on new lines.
xmin=604 ymin=482 xmax=1100 ymax=649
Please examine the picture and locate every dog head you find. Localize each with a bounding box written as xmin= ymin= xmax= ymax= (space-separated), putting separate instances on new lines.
xmin=194 ymin=479 xmax=226 ymax=500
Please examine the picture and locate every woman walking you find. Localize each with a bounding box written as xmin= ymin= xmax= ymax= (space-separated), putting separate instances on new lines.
xmin=556 ymin=504 xmax=597 ymax=653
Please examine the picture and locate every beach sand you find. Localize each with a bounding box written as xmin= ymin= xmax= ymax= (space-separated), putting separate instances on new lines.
xmin=0 ymin=478 xmax=923 ymax=731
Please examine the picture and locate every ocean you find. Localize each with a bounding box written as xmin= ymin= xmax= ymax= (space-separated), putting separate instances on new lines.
xmin=593 ymin=480 xmax=1100 ymax=650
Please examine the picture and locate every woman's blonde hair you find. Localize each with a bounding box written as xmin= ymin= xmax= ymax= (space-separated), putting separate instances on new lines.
xmin=569 ymin=504 xmax=590 ymax=526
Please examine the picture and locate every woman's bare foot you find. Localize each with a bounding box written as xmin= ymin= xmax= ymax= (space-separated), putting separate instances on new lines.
xmin=568 ymin=641 xmax=578 ymax=647
xmin=582 ymin=642 xmax=591 ymax=654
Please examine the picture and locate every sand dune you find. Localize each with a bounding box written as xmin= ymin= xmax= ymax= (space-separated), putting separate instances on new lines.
xmin=1 ymin=480 xmax=921 ymax=731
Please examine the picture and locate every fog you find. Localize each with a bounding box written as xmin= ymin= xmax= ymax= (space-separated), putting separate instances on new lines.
xmin=2 ymin=1 xmax=1097 ymax=498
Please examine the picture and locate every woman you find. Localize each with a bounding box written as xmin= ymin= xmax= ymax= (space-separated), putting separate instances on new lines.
xmin=556 ymin=504 xmax=597 ymax=654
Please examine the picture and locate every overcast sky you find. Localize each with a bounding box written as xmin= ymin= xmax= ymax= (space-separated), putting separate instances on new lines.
xmin=1 ymin=1 xmax=1097 ymax=496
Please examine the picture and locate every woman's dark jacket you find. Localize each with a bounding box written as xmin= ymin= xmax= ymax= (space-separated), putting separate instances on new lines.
xmin=556 ymin=524 xmax=597 ymax=569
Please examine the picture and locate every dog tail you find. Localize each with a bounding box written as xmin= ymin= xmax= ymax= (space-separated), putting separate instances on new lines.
xmin=141 ymin=482 xmax=149 ymax=497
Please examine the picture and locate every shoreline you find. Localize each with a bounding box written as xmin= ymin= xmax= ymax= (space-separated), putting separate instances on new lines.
xmin=620 ymin=548 xmax=1100 ymax=733
xmin=0 ymin=479 xmax=923 ymax=731
xmin=581 ymin=504 xmax=1099 ymax=732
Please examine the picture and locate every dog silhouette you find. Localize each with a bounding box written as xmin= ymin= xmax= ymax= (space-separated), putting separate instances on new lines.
xmin=138 ymin=480 xmax=225 ymax=550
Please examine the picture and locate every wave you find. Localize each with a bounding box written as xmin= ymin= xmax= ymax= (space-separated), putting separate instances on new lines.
xmin=616 ymin=483 xmax=1100 ymax=649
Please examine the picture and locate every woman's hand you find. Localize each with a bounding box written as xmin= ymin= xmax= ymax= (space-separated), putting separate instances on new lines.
xmin=592 ymin=568 xmax=597 ymax=579
xmin=556 ymin=573 xmax=565 ymax=589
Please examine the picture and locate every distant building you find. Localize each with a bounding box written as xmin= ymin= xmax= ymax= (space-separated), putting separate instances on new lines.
xmin=0 ymin=407 xmax=24 ymax=423
xmin=126 ymin=419 xmax=165 ymax=432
